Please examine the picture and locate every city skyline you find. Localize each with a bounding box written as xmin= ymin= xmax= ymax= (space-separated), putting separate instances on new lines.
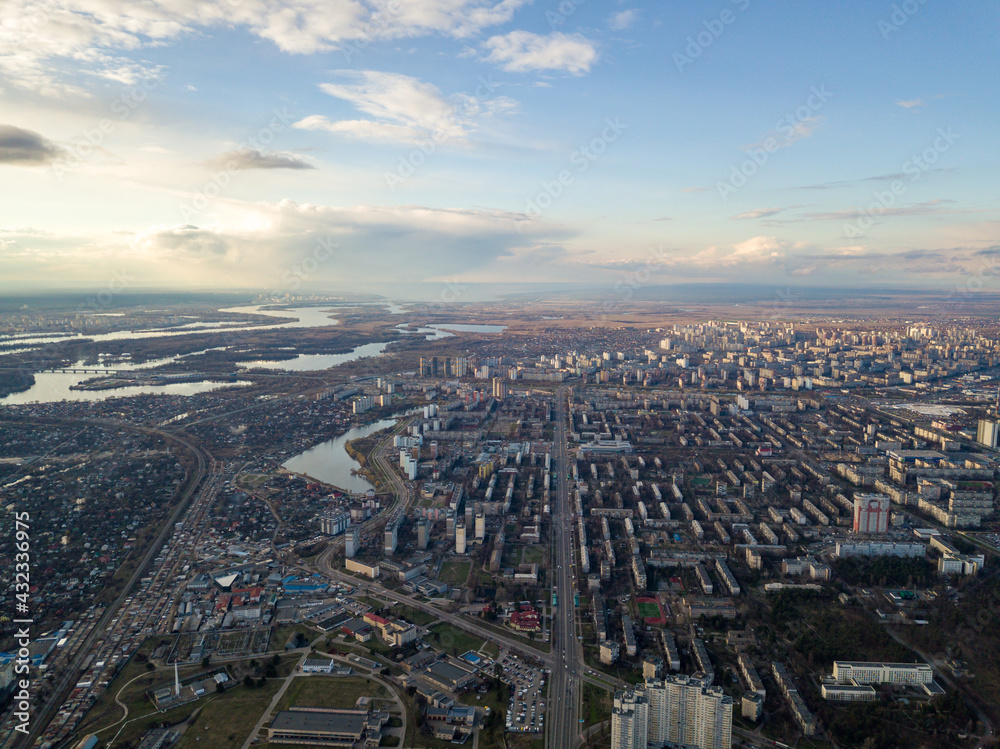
xmin=1 ymin=0 xmax=997 ymax=293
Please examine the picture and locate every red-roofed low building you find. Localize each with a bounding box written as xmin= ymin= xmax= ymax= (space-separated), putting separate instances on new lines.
xmin=508 ymin=610 xmax=541 ymax=633
xmin=363 ymin=613 xmax=391 ymax=628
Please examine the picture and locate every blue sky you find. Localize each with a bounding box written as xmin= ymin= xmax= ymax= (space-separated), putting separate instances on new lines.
xmin=0 ymin=0 xmax=997 ymax=296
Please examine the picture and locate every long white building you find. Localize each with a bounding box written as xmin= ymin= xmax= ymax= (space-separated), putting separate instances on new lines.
xmin=611 ymin=676 xmax=732 ymax=749
xmin=833 ymin=661 xmax=933 ymax=686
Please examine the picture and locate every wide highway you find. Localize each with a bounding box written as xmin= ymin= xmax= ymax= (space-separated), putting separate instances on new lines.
xmin=547 ymin=387 xmax=585 ymax=749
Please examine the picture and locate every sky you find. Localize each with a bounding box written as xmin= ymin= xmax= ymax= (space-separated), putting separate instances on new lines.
xmin=1 ymin=0 xmax=998 ymax=299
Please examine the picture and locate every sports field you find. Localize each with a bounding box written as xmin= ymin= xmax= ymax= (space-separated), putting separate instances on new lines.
xmin=636 ymin=596 xmax=666 ymax=625
xmin=637 ymin=600 xmax=660 ymax=618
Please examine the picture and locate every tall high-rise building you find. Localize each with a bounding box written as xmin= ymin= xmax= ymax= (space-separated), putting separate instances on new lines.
xmin=492 ymin=377 xmax=507 ymax=399
xmin=853 ymin=494 xmax=890 ymax=535
xmin=319 ymin=511 xmax=350 ymax=536
xmin=345 ymin=526 xmax=360 ymax=559
xmin=384 ymin=516 xmax=400 ymax=554
xmin=611 ymin=691 xmax=648 ymax=749
xmin=475 ymin=512 xmax=486 ymax=541
xmin=611 ymin=676 xmax=733 ymax=749
xmin=417 ymin=519 xmax=429 ymax=550
xmin=977 ymin=419 xmax=999 ymax=448
xmin=455 ymin=522 xmax=467 ymax=554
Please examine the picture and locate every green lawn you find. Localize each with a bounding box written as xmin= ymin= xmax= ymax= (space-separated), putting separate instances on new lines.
xmin=521 ymin=545 xmax=547 ymax=565
xmin=275 ymin=623 xmax=318 ymax=649
xmin=276 ymin=676 xmax=389 ymax=711
xmin=356 ymin=594 xmax=395 ymax=609
xmin=364 ymin=637 xmax=396 ymax=656
xmin=80 ymin=678 xmax=285 ymax=749
xmin=387 ymin=605 xmax=436 ymax=627
xmin=582 ymin=682 xmax=613 ymax=727
xmin=75 ymin=654 xmax=301 ymax=747
xmin=177 ymin=682 xmax=287 ymax=749
xmin=474 ymin=568 xmax=494 ymax=586
xmin=425 ymin=623 xmax=486 ymax=655
xmin=438 ymin=560 xmax=471 ymax=586
xmin=75 ymin=659 xmax=212 ymax=738
xmin=460 ymin=683 xmax=508 ymax=749
xmin=481 ymin=640 xmax=501 ymax=658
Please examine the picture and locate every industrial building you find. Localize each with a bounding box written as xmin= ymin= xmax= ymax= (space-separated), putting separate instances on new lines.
xmin=267 ymin=707 xmax=386 ymax=746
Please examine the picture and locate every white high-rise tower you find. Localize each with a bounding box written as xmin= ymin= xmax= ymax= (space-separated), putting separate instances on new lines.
xmin=611 ymin=676 xmax=733 ymax=749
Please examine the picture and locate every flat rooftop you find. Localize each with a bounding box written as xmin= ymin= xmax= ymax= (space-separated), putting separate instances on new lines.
xmin=271 ymin=709 xmax=367 ymax=736
xmin=427 ymin=661 xmax=473 ymax=683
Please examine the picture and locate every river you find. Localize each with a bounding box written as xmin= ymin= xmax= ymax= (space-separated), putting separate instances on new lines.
xmin=237 ymin=341 xmax=391 ymax=372
xmin=1 ymin=305 xmax=507 ymax=401
xmin=0 ymin=347 xmax=254 ymax=405
xmin=282 ymin=417 xmax=399 ymax=493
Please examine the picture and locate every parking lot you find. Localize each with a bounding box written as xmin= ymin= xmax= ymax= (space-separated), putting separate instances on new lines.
xmin=497 ymin=649 xmax=547 ymax=733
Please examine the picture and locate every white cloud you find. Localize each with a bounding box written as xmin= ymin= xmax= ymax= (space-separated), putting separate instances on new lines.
xmin=208 ymin=149 xmax=315 ymax=170
xmin=295 ymin=70 xmax=517 ymax=145
xmin=609 ymin=9 xmax=637 ymax=30
xmin=897 ymin=98 xmax=925 ymax=109
xmin=294 ymin=116 xmax=433 ymax=144
xmin=796 ymin=199 xmax=958 ymax=223
xmin=319 ymin=71 xmax=467 ymax=139
xmin=686 ymin=236 xmax=800 ymax=269
xmin=582 ymin=236 xmax=804 ymax=280
xmin=0 ymin=200 xmax=558 ymax=289
xmin=483 ymin=31 xmax=597 ymax=74
xmin=781 ymin=115 xmax=823 ymax=145
xmin=370 ymin=0 xmax=529 ymax=41
xmin=730 ymin=207 xmax=784 ymax=220
xmin=0 ymin=0 xmax=531 ymax=95
xmin=131 ymin=223 xmax=232 ymax=259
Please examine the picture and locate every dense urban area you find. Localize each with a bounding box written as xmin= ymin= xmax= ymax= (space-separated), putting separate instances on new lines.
xmin=3 ymin=293 xmax=1000 ymax=749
